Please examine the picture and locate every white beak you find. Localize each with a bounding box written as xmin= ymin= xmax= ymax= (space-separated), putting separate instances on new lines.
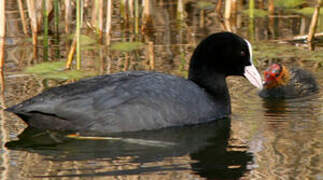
xmin=244 ymin=64 xmax=263 ymax=89
xmin=243 ymin=39 xmax=263 ymax=89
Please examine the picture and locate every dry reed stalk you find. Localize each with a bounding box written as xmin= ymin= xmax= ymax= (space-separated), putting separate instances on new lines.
xmin=268 ymin=0 xmax=274 ymax=15
xmin=90 ymin=0 xmax=103 ymax=41
xmin=215 ymin=0 xmax=228 ymax=31
xmin=148 ymin=41 xmax=155 ymax=70
xmin=268 ymin=0 xmax=275 ymax=36
xmin=26 ymin=0 xmax=38 ymax=59
xmin=224 ymin=0 xmax=231 ymax=19
xmin=258 ymin=0 xmax=264 ymax=9
xmin=142 ymin=0 xmax=153 ymax=31
xmin=307 ymin=0 xmax=322 ymax=43
xmin=65 ymin=37 xmax=76 ymax=69
xmin=0 ymin=0 xmax=5 ymax=71
xmin=76 ymin=0 xmax=81 ymax=70
xmin=231 ymin=0 xmax=238 ymax=31
xmin=223 ymin=0 xmax=233 ymax=32
xmin=105 ymin=0 xmax=112 ymax=45
xmin=231 ymin=0 xmax=237 ymax=19
xmin=176 ymin=0 xmax=184 ymax=21
xmin=65 ymin=0 xmax=72 ymax=33
xmin=91 ymin=0 xmax=98 ymax=29
xmin=17 ymin=0 xmax=28 ymax=35
xmin=128 ymin=0 xmax=134 ymax=18
xmin=98 ymin=0 xmax=104 ymax=41
xmin=216 ymin=0 xmax=223 ymax=13
xmin=123 ymin=54 xmax=129 ymax=71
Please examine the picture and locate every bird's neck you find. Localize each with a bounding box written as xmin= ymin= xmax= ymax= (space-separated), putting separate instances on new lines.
xmin=188 ymin=72 xmax=231 ymax=113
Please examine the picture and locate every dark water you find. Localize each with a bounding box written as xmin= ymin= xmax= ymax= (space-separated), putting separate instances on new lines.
xmin=0 ymin=1 xmax=323 ymax=179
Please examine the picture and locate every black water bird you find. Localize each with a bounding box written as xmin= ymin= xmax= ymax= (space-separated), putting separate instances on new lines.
xmin=6 ymin=32 xmax=263 ymax=134
xmin=259 ymin=64 xmax=318 ymax=99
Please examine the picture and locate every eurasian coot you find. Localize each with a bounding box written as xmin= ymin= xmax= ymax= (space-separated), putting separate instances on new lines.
xmin=6 ymin=32 xmax=263 ymax=134
xmin=259 ymin=64 xmax=318 ymax=99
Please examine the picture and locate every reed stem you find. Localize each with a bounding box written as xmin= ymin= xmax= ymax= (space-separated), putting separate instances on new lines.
xmin=17 ymin=0 xmax=28 ymax=35
xmin=43 ymin=0 xmax=49 ymax=61
xmin=54 ymin=0 xmax=60 ymax=59
xmin=26 ymin=0 xmax=38 ymax=59
xmin=224 ymin=0 xmax=231 ymax=19
xmin=135 ymin=0 xmax=139 ymax=34
xmin=76 ymin=0 xmax=81 ymax=70
xmin=307 ymin=0 xmax=322 ymax=43
xmin=105 ymin=0 xmax=112 ymax=45
xmin=64 ymin=0 xmax=71 ymax=33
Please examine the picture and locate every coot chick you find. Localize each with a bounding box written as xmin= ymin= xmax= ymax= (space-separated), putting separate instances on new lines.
xmin=6 ymin=32 xmax=263 ymax=134
xmin=259 ymin=64 xmax=318 ymax=99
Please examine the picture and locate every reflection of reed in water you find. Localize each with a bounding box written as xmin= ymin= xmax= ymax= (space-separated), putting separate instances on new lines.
xmin=0 ymin=0 xmax=5 ymax=70
xmin=0 ymin=71 xmax=9 ymax=180
xmin=249 ymin=95 xmax=322 ymax=179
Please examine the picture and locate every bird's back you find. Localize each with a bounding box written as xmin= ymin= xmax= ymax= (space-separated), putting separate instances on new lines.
xmin=6 ymin=71 xmax=229 ymax=134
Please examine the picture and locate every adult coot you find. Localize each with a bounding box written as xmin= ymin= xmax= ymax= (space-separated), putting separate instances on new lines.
xmin=6 ymin=32 xmax=263 ymax=134
xmin=259 ymin=64 xmax=318 ymax=99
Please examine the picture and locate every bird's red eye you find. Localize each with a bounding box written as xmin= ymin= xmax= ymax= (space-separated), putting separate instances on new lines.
xmin=240 ymin=51 xmax=246 ymax=56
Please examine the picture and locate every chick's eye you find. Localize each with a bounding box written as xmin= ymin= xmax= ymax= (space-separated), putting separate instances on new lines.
xmin=240 ymin=51 xmax=246 ymax=56
xmin=272 ymin=69 xmax=279 ymax=74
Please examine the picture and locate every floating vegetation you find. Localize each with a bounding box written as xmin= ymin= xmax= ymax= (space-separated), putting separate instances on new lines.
xmin=196 ymin=1 xmax=214 ymax=10
xmin=275 ymin=0 xmax=306 ymax=8
xmin=67 ymin=34 xmax=97 ymax=46
xmin=253 ymin=42 xmax=323 ymax=63
xmin=294 ymin=7 xmax=323 ymax=16
xmin=243 ymin=9 xmax=268 ymax=18
xmin=25 ymin=61 xmax=95 ymax=80
xmin=111 ymin=42 xmax=144 ymax=52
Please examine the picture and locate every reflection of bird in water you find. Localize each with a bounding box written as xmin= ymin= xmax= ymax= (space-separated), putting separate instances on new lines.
xmin=259 ymin=64 xmax=318 ymax=99
xmin=6 ymin=119 xmax=253 ymax=179
xmin=262 ymin=99 xmax=288 ymax=115
xmin=190 ymin=119 xmax=253 ymax=180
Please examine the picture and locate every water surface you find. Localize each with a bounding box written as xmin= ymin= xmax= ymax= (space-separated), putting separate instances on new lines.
xmin=0 ymin=1 xmax=322 ymax=179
